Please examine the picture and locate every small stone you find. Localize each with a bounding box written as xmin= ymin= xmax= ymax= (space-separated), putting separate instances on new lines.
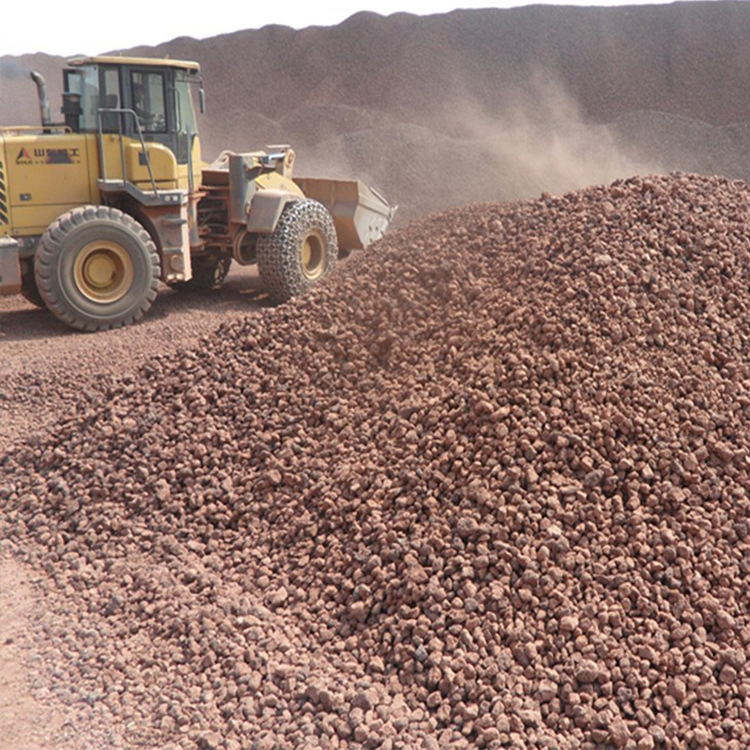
xmin=369 ymin=656 xmax=385 ymax=673
xmin=715 ymin=609 xmax=736 ymax=631
xmin=722 ymin=648 xmax=747 ymax=670
xmin=650 ymin=727 xmax=666 ymax=744
xmin=711 ymin=442 xmax=735 ymax=464
xmin=352 ymin=688 xmax=378 ymax=711
xmin=560 ymin=615 xmax=579 ymax=633
xmin=669 ymin=677 xmax=687 ymax=702
xmin=103 ymin=593 xmax=122 ymax=616
xmin=610 ymin=718 xmax=630 ymax=747
xmin=266 ymin=469 xmax=283 ymax=486
xmin=154 ymin=478 xmax=171 ymax=502
xmin=583 ymin=469 xmax=604 ymax=487
xmin=575 ymin=660 xmax=601 ymax=683
xmin=537 ymin=680 xmax=557 ymax=702
xmin=455 ymin=516 xmax=479 ymax=539
xmin=350 ymin=601 xmax=370 ymax=623
xmin=719 ymin=663 xmax=738 ymax=684
xmin=353 ymin=726 xmax=369 ymax=743
xmin=196 ymin=731 xmax=222 ymax=750
xmin=693 ymin=726 xmax=710 ymax=746
xmin=267 ymin=586 xmax=288 ymax=607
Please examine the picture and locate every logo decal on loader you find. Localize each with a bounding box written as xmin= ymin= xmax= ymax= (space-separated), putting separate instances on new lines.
xmin=16 ymin=147 xmax=81 ymax=165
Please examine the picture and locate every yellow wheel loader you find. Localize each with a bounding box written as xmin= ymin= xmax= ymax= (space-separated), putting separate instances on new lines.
xmin=0 ymin=57 xmax=393 ymax=331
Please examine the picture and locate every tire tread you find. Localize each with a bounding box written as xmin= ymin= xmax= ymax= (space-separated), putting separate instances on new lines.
xmin=35 ymin=205 xmax=160 ymax=332
xmin=256 ymin=199 xmax=337 ymax=304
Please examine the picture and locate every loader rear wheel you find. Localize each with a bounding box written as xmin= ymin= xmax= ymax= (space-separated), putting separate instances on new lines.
xmin=257 ymin=199 xmax=338 ymax=303
xmin=35 ymin=206 xmax=160 ymax=332
xmin=171 ymin=253 xmax=232 ymax=292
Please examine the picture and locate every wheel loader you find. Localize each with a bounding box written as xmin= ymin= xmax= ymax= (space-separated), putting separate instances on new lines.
xmin=0 ymin=56 xmax=393 ymax=331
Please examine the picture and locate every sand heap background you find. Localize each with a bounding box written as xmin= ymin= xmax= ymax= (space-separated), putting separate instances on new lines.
xmin=3 ymin=2 xmax=750 ymax=221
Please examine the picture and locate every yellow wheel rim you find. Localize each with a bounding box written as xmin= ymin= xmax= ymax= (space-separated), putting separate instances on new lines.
xmin=73 ymin=241 xmax=134 ymax=303
xmin=300 ymin=230 xmax=326 ymax=281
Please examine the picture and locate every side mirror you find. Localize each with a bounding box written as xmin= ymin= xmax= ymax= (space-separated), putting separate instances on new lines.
xmin=199 ymin=88 xmax=206 ymax=114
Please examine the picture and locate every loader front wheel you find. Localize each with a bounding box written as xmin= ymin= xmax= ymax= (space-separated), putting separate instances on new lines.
xmin=35 ymin=206 xmax=160 ymax=332
xmin=257 ymin=199 xmax=338 ymax=303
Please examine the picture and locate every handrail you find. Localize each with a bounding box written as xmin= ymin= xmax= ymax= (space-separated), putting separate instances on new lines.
xmin=96 ymin=108 xmax=159 ymax=196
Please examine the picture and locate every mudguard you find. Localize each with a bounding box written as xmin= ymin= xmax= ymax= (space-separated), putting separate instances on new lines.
xmin=247 ymin=189 xmax=300 ymax=234
xmin=0 ymin=237 xmax=22 ymax=295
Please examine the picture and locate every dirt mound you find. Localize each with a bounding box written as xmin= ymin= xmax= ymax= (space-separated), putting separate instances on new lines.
xmin=3 ymin=172 xmax=750 ymax=748
xmin=4 ymin=4 xmax=750 ymax=221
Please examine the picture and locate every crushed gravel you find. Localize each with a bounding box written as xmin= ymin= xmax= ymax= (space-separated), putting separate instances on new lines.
xmin=2 ymin=172 xmax=750 ymax=749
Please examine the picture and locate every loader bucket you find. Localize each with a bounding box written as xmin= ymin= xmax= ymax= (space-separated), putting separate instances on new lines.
xmin=294 ymin=177 xmax=395 ymax=251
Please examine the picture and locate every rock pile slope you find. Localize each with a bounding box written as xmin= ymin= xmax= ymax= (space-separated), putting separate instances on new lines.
xmin=2 ymin=172 xmax=750 ymax=749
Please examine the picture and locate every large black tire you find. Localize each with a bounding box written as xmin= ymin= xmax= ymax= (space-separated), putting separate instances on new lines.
xmin=257 ymin=199 xmax=338 ymax=303
xmin=20 ymin=263 xmax=46 ymax=308
xmin=170 ymin=253 xmax=232 ymax=292
xmin=35 ymin=206 xmax=160 ymax=332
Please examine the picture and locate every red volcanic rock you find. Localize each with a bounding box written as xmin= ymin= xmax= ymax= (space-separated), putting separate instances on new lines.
xmin=2 ymin=172 xmax=750 ymax=747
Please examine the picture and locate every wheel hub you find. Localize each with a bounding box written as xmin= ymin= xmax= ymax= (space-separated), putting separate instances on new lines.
xmin=301 ymin=231 xmax=326 ymax=281
xmin=74 ymin=241 xmax=134 ymax=303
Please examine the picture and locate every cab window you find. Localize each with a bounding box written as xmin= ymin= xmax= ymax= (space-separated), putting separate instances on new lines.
xmin=100 ymin=67 xmax=122 ymax=132
xmin=64 ymin=65 xmax=100 ymax=132
xmin=130 ymin=70 xmax=167 ymax=133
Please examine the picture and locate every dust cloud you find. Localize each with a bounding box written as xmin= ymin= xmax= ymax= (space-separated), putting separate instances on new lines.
xmin=287 ymin=74 xmax=666 ymax=223
xmin=0 ymin=60 xmax=30 ymax=81
xmin=436 ymin=72 xmax=665 ymax=200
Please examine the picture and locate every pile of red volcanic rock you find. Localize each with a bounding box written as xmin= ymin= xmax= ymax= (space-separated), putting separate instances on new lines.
xmin=2 ymin=172 xmax=750 ymax=749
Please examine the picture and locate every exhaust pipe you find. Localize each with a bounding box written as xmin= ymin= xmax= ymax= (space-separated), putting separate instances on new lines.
xmin=30 ymin=71 xmax=52 ymax=130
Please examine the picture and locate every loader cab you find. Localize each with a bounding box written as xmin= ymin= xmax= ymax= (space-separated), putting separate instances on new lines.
xmin=62 ymin=56 xmax=204 ymax=170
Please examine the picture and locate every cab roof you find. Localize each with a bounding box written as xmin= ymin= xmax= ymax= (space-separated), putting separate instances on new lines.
xmin=67 ymin=56 xmax=200 ymax=72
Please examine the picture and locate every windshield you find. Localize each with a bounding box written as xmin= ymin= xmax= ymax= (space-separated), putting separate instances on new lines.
xmin=175 ymin=73 xmax=199 ymax=164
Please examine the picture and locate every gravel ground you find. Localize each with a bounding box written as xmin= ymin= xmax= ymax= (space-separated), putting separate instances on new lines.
xmin=0 ymin=267 xmax=267 ymax=454
xmin=1 ymin=172 xmax=749 ymax=749
xmin=0 ymin=267 xmax=271 ymax=749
